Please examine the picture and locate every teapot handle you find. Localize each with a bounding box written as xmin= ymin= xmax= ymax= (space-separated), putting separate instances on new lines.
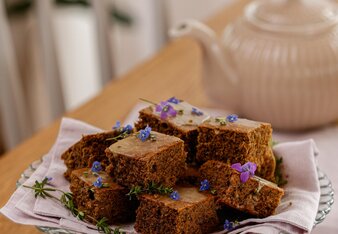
xmin=169 ymin=19 xmax=238 ymax=85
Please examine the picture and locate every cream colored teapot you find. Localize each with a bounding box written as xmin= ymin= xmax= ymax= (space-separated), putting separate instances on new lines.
xmin=170 ymin=0 xmax=338 ymax=131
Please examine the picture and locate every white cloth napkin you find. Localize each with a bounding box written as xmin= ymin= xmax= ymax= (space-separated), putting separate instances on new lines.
xmin=0 ymin=116 xmax=320 ymax=234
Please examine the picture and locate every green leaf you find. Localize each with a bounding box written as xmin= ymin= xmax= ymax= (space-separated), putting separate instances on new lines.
xmin=274 ymin=156 xmax=288 ymax=187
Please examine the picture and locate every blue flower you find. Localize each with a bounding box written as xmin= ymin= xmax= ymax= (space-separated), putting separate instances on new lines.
xmin=167 ymin=97 xmax=181 ymax=104
xmin=170 ymin=191 xmax=180 ymax=201
xmin=191 ymin=107 xmax=203 ymax=116
xmin=231 ymin=162 xmax=257 ymax=183
xmin=123 ymin=124 xmax=133 ymax=133
xmin=91 ymin=161 xmax=102 ymax=173
xmin=113 ymin=121 xmax=133 ymax=134
xmin=226 ymin=114 xmax=238 ymax=123
xmin=223 ymin=219 xmax=234 ymax=230
xmin=199 ymin=179 xmax=210 ymax=191
xmin=138 ymin=125 xmax=152 ymax=142
xmin=112 ymin=121 xmax=121 ymax=130
xmin=93 ymin=176 xmax=103 ymax=188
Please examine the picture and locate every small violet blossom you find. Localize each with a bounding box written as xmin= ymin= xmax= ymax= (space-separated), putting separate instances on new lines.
xmin=45 ymin=176 xmax=53 ymax=182
xmin=191 ymin=107 xmax=203 ymax=116
xmin=156 ymin=101 xmax=177 ymax=120
xmin=231 ymin=162 xmax=257 ymax=183
xmin=223 ymin=219 xmax=234 ymax=231
xmin=123 ymin=124 xmax=133 ymax=133
xmin=91 ymin=161 xmax=102 ymax=173
xmin=113 ymin=121 xmax=133 ymax=133
xmin=199 ymin=179 xmax=210 ymax=191
xmin=93 ymin=176 xmax=103 ymax=188
xmin=226 ymin=114 xmax=238 ymax=123
xmin=167 ymin=97 xmax=181 ymax=104
xmin=112 ymin=120 xmax=121 ymax=130
xmin=138 ymin=125 xmax=151 ymax=142
xmin=170 ymin=191 xmax=180 ymax=201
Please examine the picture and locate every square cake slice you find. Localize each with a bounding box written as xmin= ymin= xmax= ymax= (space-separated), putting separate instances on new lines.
xmin=105 ymin=131 xmax=186 ymax=188
xmin=70 ymin=168 xmax=137 ymax=224
xmin=135 ymin=98 xmax=210 ymax=164
xmin=134 ymin=186 xmax=219 ymax=234
xmin=196 ymin=117 xmax=273 ymax=179
xmin=200 ymin=160 xmax=284 ymax=218
xmin=61 ymin=128 xmax=131 ymax=180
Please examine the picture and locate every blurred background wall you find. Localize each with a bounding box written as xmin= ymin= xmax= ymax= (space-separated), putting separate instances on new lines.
xmin=0 ymin=0 xmax=232 ymax=154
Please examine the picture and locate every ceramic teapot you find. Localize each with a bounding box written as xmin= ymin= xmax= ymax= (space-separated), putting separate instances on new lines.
xmin=170 ymin=0 xmax=338 ymax=131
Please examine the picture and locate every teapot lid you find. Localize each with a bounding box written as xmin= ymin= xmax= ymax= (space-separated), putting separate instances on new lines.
xmin=245 ymin=0 xmax=338 ymax=35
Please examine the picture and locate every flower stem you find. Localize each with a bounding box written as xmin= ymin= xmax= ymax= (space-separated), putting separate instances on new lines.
xmin=139 ymin=98 xmax=157 ymax=105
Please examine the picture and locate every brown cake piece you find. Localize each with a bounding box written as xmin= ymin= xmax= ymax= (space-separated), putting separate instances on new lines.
xmin=105 ymin=131 xmax=186 ymax=188
xmin=70 ymin=168 xmax=137 ymax=224
xmin=135 ymin=99 xmax=210 ymax=163
xmin=200 ymin=160 xmax=284 ymax=218
xmin=177 ymin=166 xmax=201 ymax=186
xmin=61 ymin=127 xmax=132 ymax=180
xmin=134 ymin=186 xmax=219 ymax=234
xmin=197 ymin=117 xmax=273 ymax=179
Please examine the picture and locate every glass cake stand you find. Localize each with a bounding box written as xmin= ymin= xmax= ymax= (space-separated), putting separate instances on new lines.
xmin=16 ymin=160 xmax=334 ymax=233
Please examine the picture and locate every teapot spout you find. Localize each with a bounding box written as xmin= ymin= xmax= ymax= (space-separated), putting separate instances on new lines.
xmin=169 ymin=19 xmax=238 ymax=85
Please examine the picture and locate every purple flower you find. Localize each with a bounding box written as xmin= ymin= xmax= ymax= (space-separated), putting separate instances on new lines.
xmin=138 ymin=125 xmax=152 ymax=142
xmin=93 ymin=176 xmax=103 ymax=188
xmin=45 ymin=176 xmax=53 ymax=182
xmin=112 ymin=121 xmax=121 ymax=130
xmin=91 ymin=161 xmax=102 ymax=173
xmin=231 ymin=162 xmax=257 ymax=183
xmin=156 ymin=101 xmax=177 ymax=120
xmin=167 ymin=97 xmax=181 ymax=104
xmin=199 ymin=179 xmax=210 ymax=191
xmin=170 ymin=191 xmax=180 ymax=201
xmin=223 ymin=219 xmax=233 ymax=230
xmin=226 ymin=114 xmax=238 ymax=123
xmin=123 ymin=124 xmax=133 ymax=133
xmin=191 ymin=107 xmax=203 ymax=116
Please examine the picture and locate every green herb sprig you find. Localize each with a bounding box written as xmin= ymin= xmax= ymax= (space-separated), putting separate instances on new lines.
xmin=139 ymin=98 xmax=157 ymax=106
xmin=127 ymin=182 xmax=174 ymax=200
xmin=23 ymin=178 xmax=124 ymax=234
xmin=126 ymin=185 xmax=142 ymax=198
xmin=210 ymin=189 xmax=217 ymax=195
xmin=215 ymin=117 xmax=227 ymax=126
xmin=269 ymin=138 xmax=279 ymax=148
xmin=106 ymin=131 xmax=131 ymax=142
xmin=275 ymin=157 xmax=288 ymax=187
xmin=147 ymin=182 xmax=174 ymax=195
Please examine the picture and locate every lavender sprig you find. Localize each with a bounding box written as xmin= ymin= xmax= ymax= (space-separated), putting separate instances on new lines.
xmin=23 ymin=179 xmax=124 ymax=234
xmin=127 ymin=182 xmax=174 ymax=200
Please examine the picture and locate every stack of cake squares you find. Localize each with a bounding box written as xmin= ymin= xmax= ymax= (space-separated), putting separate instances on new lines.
xmin=62 ymin=97 xmax=284 ymax=234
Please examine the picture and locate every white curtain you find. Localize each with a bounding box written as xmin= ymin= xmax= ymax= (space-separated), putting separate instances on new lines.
xmin=0 ymin=0 xmax=64 ymax=152
xmin=0 ymin=0 xmax=32 ymax=151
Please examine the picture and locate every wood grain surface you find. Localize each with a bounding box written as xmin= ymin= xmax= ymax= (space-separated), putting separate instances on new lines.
xmin=0 ymin=1 xmax=251 ymax=233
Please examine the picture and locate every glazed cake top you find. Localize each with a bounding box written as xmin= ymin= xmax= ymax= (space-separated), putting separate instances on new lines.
xmin=141 ymin=101 xmax=210 ymax=128
xmin=108 ymin=131 xmax=183 ymax=160
xmin=141 ymin=186 xmax=212 ymax=211
xmin=72 ymin=168 xmax=123 ymax=190
xmin=201 ymin=117 xmax=271 ymax=133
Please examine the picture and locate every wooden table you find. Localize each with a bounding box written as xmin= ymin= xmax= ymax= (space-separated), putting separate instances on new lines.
xmin=1 ymin=0 xmax=336 ymax=233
